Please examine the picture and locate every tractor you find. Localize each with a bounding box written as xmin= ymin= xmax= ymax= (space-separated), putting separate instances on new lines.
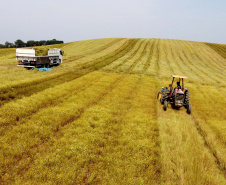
xmin=157 ymin=75 xmax=192 ymax=114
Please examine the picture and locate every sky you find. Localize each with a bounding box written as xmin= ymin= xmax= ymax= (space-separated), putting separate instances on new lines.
xmin=0 ymin=0 xmax=225 ymax=44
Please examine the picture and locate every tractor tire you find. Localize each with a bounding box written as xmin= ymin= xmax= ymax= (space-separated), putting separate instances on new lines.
xmin=184 ymin=90 xmax=190 ymax=107
xmin=163 ymin=100 xmax=168 ymax=111
xmin=187 ymin=104 xmax=192 ymax=114
xmin=161 ymin=87 xmax=168 ymax=104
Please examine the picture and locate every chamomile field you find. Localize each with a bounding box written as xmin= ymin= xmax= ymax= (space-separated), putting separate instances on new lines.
xmin=0 ymin=38 xmax=226 ymax=184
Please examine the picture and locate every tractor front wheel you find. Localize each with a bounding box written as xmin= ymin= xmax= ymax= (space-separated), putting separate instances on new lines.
xmin=187 ymin=104 xmax=192 ymax=114
xmin=163 ymin=100 xmax=168 ymax=111
xmin=161 ymin=87 xmax=168 ymax=104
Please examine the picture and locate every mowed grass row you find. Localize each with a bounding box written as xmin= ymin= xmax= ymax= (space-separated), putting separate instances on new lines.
xmin=102 ymin=39 xmax=145 ymax=72
xmin=182 ymin=41 xmax=225 ymax=82
xmin=0 ymin=71 xmax=106 ymax=128
xmin=0 ymin=38 xmax=118 ymax=66
xmin=0 ymin=38 xmax=129 ymax=87
xmin=153 ymin=39 xmax=226 ymax=184
xmin=0 ymin=39 xmax=139 ymax=106
xmin=107 ymin=38 xmax=225 ymax=85
xmin=157 ymin=100 xmax=226 ymax=184
xmin=103 ymin=39 xmax=156 ymax=76
xmin=188 ymin=84 xmax=226 ymax=174
xmin=6 ymin=74 xmax=161 ymax=184
xmin=116 ymin=39 xmax=150 ymax=73
xmin=0 ymin=71 xmax=126 ymax=183
xmin=155 ymin=39 xmax=225 ymax=85
xmin=0 ymin=39 xmax=127 ymax=86
xmin=63 ymin=38 xmax=124 ymax=63
xmin=205 ymin=42 xmax=226 ymax=59
xmin=0 ymin=38 xmax=225 ymax=184
xmin=114 ymin=39 xmax=226 ymax=183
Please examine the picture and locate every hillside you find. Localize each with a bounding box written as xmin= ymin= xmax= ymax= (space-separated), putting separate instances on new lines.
xmin=0 ymin=38 xmax=226 ymax=184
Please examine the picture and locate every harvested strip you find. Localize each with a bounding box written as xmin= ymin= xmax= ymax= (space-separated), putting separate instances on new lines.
xmin=157 ymin=103 xmax=226 ymax=184
xmin=102 ymin=39 xmax=142 ymax=72
xmin=16 ymin=75 xmax=161 ymax=184
xmin=116 ymin=39 xmax=148 ymax=73
xmin=0 ymin=39 xmax=137 ymax=106
xmin=0 ymin=72 xmax=126 ymax=183
xmin=0 ymin=71 xmax=105 ymax=129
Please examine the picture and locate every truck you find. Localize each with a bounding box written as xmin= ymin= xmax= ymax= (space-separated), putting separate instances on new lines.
xmin=16 ymin=48 xmax=64 ymax=68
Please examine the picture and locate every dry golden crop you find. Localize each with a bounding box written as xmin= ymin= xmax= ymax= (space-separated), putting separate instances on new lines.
xmin=0 ymin=38 xmax=225 ymax=184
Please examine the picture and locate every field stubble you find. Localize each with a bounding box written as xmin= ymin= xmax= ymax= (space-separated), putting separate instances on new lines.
xmin=0 ymin=38 xmax=225 ymax=184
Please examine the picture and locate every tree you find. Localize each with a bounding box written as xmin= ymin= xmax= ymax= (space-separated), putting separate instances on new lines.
xmin=14 ymin=39 xmax=25 ymax=48
xmin=26 ymin=40 xmax=36 ymax=47
xmin=39 ymin=40 xmax=46 ymax=46
xmin=5 ymin=41 xmax=14 ymax=48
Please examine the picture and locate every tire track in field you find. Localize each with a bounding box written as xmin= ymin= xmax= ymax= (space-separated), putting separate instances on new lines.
xmin=192 ymin=86 xmax=226 ymax=146
xmin=0 ymin=39 xmax=137 ymax=107
xmin=187 ymin=85 xmax=226 ymax=177
xmin=0 ymin=73 xmax=128 ymax=182
xmin=157 ymin=100 xmax=226 ymax=184
xmin=191 ymin=113 xmax=226 ymax=178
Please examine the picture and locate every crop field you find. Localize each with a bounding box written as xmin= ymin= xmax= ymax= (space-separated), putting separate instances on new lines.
xmin=0 ymin=38 xmax=226 ymax=184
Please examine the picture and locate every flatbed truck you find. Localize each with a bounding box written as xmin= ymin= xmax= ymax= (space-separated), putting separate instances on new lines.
xmin=16 ymin=48 xmax=64 ymax=68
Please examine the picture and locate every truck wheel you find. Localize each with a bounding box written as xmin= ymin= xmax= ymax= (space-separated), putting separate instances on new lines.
xmin=187 ymin=104 xmax=192 ymax=114
xmin=163 ymin=100 xmax=168 ymax=111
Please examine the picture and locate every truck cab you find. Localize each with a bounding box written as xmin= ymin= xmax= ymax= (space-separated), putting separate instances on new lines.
xmin=48 ymin=48 xmax=64 ymax=65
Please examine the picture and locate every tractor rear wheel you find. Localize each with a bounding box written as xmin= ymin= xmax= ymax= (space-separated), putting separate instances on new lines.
xmin=187 ymin=104 xmax=192 ymax=114
xmin=163 ymin=100 xmax=168 ymax=111
xmin=184 ymin=90 xmax=190 ymax=107
xmin=161 ymin=87 xmax=168 ymax=104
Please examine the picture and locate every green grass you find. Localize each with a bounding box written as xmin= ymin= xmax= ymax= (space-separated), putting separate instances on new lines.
xmin=0 ymin=38 xmax=225 ymax=184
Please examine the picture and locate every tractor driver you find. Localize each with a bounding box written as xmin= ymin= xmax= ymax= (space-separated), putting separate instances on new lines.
xmin=177 ymin=81 xmax=181 ymax=89
xmin=173 ymin=81 xmax=181 ymax=96
xmin=174 ymin=82 xmax=181 ymax=91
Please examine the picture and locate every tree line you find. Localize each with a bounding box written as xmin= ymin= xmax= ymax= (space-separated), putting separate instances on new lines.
xmin=0 ymin=39 xmax=64 ymax=48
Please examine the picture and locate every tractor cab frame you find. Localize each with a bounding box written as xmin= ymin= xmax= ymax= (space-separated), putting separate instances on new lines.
xmin=157 ymin=75 xmax=192 ymax=114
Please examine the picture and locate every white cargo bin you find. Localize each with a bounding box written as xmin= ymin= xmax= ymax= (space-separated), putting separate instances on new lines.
xmin=48 ymin=49 xmax=61 ymax=56
xmin=16 ymin=48 xmax=35 ymax=57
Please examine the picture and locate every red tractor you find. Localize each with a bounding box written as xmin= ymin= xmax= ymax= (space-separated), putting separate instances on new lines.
xmin=157 ymin=75 xmax=192 ymax=114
